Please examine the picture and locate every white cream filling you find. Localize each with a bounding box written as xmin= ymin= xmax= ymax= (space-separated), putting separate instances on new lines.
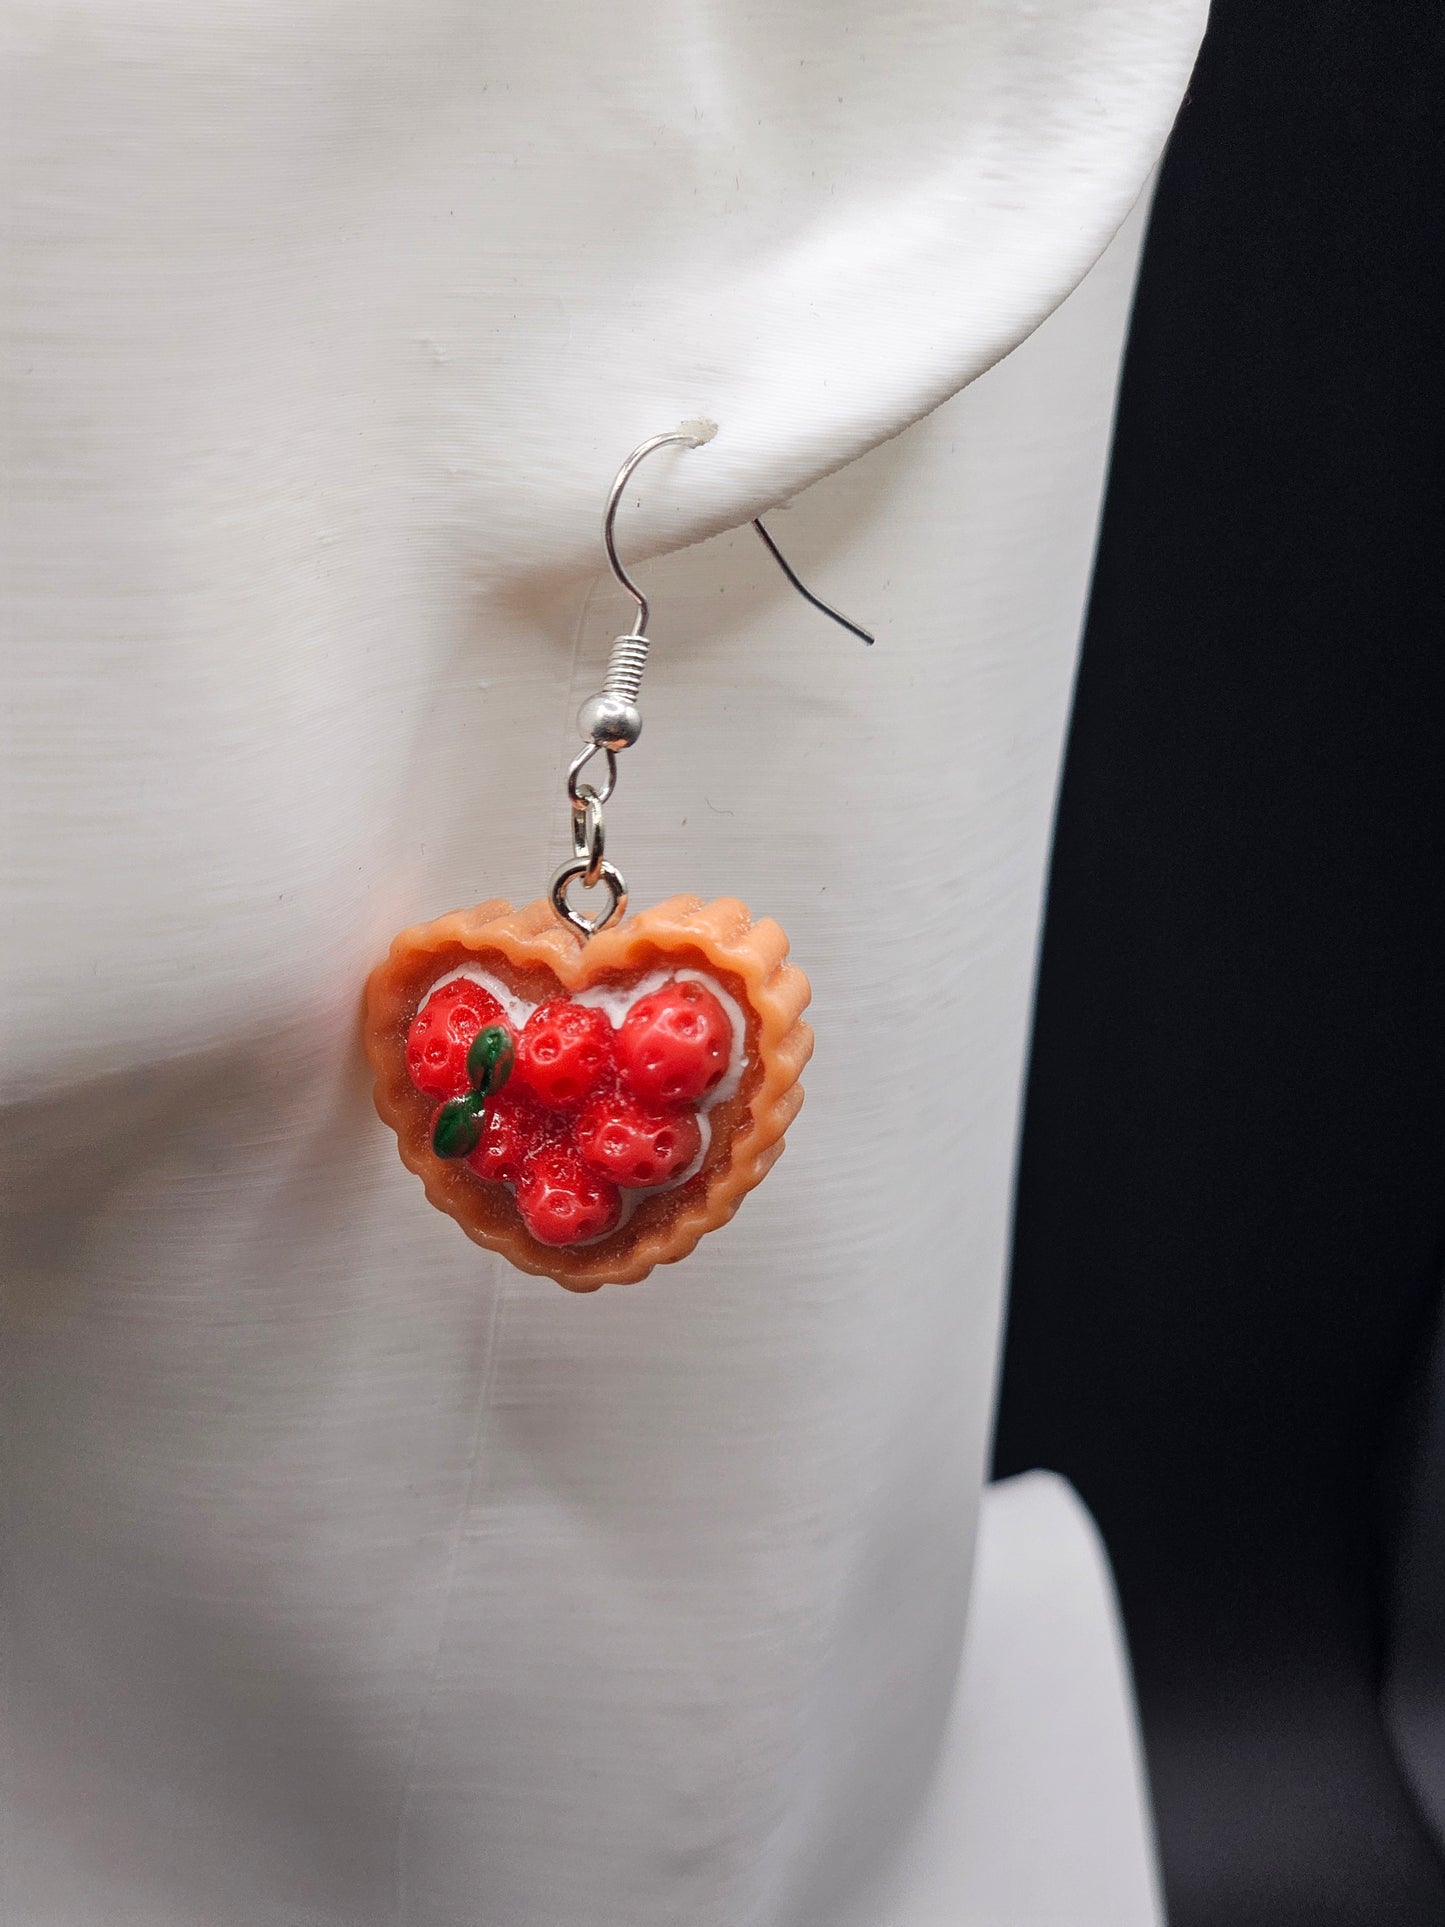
xmin=418 ymin=963 xmax=748 ymax=1239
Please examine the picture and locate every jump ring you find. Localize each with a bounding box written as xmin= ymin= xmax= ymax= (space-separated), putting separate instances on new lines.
xmin=569 ymin=790 xmax=606 ymax=887
xmin=549 ymin=856 xmax=628 ymax=938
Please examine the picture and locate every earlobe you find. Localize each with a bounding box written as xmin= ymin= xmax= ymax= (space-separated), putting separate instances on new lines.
xmin=584 ymin=0 xmax=1209 ymax=563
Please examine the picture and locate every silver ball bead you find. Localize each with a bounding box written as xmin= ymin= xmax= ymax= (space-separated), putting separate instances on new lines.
xmin=578 ymin=691 xmax=643 ymax=750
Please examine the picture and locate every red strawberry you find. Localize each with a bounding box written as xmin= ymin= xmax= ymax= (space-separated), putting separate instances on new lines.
xmin=516 ymin=1142 xmax=622 ymax=1247
xmin=465 ymin=1091 xmax=558 ymax=1188
xmin=576 ymin=1090 xmax=701 ymax=1190
xmin=615 ymin=979 xmax=732 ymax=1106
xmin=513 ymin=1000 xmax=615 ymax=1112
xmin=407 ymin=981 xmax=509 ymax=1101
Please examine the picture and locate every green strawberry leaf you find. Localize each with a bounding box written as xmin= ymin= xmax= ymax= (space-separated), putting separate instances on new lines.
xmin=433 ymin=1091 xmax=487 ymax=1159
xmin=466 ymin=1023 xmax=515 ymax=1096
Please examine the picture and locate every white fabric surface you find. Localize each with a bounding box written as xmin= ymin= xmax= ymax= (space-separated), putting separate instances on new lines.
xmin=1 ymin=6 xmax=1201 ymax=1921
xmin=882 ymin=1474 xmax=1165 ymax=1927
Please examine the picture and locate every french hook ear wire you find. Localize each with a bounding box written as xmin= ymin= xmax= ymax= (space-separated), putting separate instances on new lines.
xmin=584 ymin=427 xmax=875 ymax=751
xmin=600 ymin=426 xmax=875 ymax=650
xmin=553 ymin=428 xmax=876 ymax=938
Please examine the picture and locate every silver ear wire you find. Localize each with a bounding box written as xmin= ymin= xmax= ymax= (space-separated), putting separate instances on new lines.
xmin=551 ymin=428 xmax=874 ymax=938
xmin=581 ymin=430 xmax=875 ymax=755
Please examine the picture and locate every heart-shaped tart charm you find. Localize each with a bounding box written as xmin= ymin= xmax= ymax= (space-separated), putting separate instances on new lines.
xmin=365 ymin=896 xmax=813 ymax=1289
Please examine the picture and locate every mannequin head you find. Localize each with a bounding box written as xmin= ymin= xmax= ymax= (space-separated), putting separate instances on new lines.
xmin=2 ymin=12 xmax=1205 ymax=1924
xmin=6 ymin=0 xmax=1202 ymax=568
xmin=3 ymin=0 xmax=1203 ymax=1099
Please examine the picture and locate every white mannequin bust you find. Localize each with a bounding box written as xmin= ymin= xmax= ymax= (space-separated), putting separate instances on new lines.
xmin=1 ymin=4 xmax=1204 ymax=1923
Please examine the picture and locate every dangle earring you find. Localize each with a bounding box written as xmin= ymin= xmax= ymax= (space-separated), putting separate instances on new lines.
xmin=364 ymin=428 xmax=872 ymax=1291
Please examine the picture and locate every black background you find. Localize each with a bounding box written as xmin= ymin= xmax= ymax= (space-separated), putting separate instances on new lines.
xmin=991 ymin=1 xmax=1445 ymax=1922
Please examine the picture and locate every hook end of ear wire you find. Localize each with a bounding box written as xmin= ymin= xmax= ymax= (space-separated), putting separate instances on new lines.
xmin=750 ymin=515 xmax=875 ymax=646
xmin=673 ymin=428 xmax=874 ymax=646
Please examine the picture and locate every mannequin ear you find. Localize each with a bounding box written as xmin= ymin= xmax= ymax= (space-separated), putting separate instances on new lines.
xmin=482 ymin=0 xmax=1207 ymax=574
xmin=2 ymin=0 xmax=1202 ymax=586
